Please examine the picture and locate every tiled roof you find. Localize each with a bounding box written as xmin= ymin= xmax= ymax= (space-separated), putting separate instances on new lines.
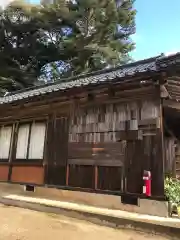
xmin=0 ymin=53 xmax=180 ymax=105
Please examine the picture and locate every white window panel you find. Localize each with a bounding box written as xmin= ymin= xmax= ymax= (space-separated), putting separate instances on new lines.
xmin=28 ymin=122 xmax=46 ymax=159
xmin=0 ymin=126 xmax=12 ymax=159
xmin=16 ymin=124 xmax=30 ymax=159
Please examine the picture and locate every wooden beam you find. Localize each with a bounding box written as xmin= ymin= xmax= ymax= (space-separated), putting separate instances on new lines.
xmin=138 ymin=118 xmax=160 ymax=127
xmin=68 ymin=159 xmax=123 ymax=167
xmin=0 ymin=85 xmax=158 ymax=122
xmin=0 ymin=74 xmax=157 ymax=111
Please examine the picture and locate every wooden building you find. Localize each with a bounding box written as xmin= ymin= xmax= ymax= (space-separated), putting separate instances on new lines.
xmin=0 ymin=53 xmax=180 ymax=202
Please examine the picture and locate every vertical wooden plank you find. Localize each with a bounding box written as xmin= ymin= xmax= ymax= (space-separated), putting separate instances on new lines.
xmin=97 ymin=166 xmax=122 ymax=191
xmin=125 ymin=140 xmax=143 ymax=194
xmin=141 ymin=100 xmax=159 ymax=120
xmin=160 ymin=99 xmax=165 ymax=176
xmin=42 ymin=118 xmax=49 ymax=167
xmin=68 ymin=165 xmax=95 ymax=189
xmin=53 ymin=116 xmax=69 ymax=185
xmin=26 ymin=122 xmax=32 ymax=160
xmin=11 ymin=122 xmax=19 ymax=162
xmin=164 ymin=137 xmax=176 ymax=175
xmin=150 ymin=130 xmax=164 ymax=196
xmin=66 ymin=164 xmax=69 ymax=186
xmin=54 ymin=117 xmax=68 ymax=166
xmin=151 ymin=98 xmax=165 ymax=196
xmin=8 ymin=123 xmax=16 ymax=163
xmin=8 ymin=122 xmax=16 ymax=181
xmin=45 ymin=115 xmax=69 ymax=186
xmin=44 ymin=115 xmax=54 ymax=185
xmin=175 ymin=143 xmax=180 ymax=179
xmin=95 ymin=166 xmax=98 ymax=189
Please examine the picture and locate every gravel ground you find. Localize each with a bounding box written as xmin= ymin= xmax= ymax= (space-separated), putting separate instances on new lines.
xmin=0 ymin=204 xmax=175 ymax=240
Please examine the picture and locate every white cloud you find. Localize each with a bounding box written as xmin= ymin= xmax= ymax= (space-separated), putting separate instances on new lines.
xmin=164 ymin=51 xmax=179 ymax=56
xmin=0 ymin=0 xmax=14 ymax=8
xmin=131 ymin=33 xmax=142 ymax=43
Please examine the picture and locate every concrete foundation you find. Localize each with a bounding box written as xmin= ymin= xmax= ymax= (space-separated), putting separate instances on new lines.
xmin=0 ymin=182 xmax=169 ymax=217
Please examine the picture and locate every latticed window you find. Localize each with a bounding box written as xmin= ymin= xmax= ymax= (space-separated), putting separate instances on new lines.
xmin=0 ymin=126 xmax=13 ymax=160
xmin=16 ymin=122 xmax=46 ymax=160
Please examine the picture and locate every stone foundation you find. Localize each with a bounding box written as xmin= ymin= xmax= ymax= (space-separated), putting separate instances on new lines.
xmin=0 ymin=182 xmax=169 ymax=217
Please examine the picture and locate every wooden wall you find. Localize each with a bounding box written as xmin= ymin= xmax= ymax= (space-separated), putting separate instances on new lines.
xmin=176 ymin=143 xmax=180 ymax=179
xmin=45 ymin=117 xmax=69 ymax=186
xmin=164 ymin=137 xmax=176 ymax=176
xmin=66 ymin=98 xmax=164 ymax=196
xmin=164 ymin=138 xmax=180 ymax=180
xmin=0 ymin=85 xmax=165 ymax=197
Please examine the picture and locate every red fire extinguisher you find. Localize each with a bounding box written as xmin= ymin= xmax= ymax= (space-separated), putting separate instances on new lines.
xmin=143 ymin=170 xmax=151 ymax=197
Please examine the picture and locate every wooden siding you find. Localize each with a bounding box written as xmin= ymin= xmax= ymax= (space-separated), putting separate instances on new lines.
xmin=68 ymin=165 xmax=95 ymax=189
xmin=174 ymin=142 xmax=180 ymax=179
xmin=67 ymin=99 xmax=163 ymax=195
xmin=45 ymin=117 xmax=69 ymax=186
xmin=164 ymin=137 xmax=176 ymax=176
xmin=0 ymin=165 xmax=9 ymax=181
xmin=11 ymin=166 xmax=44 ymax=184
xmin=163 ymin=135 xmax=180 ymax=181
xmin=98 ymin=166 xmax=122 ymax=191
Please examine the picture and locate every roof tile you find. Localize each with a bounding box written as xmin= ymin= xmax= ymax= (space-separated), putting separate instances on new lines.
xmin=0 ymin=53 xmax=180 ymax=105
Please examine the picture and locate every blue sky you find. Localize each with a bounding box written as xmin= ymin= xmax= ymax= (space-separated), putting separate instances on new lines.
xmin=132 ymin=0 xmax=180 ymax=60
xmin=28 ymin=0 xmax=180 ymax=60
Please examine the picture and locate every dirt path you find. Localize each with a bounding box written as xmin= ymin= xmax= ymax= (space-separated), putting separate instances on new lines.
xmin=0 ymin=204 xmax=174 ymax=240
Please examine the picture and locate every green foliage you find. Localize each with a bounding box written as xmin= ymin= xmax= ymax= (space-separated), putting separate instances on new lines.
xmin=0 ymin=1 xmax=44 ymax=93
xmin=0 ymin=0 xmax=136 ymax=92
xmin=165 ymin=177 xmax=180 ymax=205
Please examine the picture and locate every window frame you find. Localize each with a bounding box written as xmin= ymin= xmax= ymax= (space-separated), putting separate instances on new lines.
xmin=0 ymin=124 xmax=14 ymax=162
xmin=14 ymin=120 xmax=47 ymax=163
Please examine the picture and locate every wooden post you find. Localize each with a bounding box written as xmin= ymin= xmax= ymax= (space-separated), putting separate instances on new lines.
xmin=160 ymin=98 xmax=165 ymax=177
xmin=8 ymin=123 xmax=16 ymax=164
xmin=8 ymin=122 xmax=18 ymax=181
xmin=95 ymin=166 xmax=98 ymax=189
xmin=66 ymin=164 xmax=69 ymax=186
xmin=151 ymin=91 xmax=165 ymax=196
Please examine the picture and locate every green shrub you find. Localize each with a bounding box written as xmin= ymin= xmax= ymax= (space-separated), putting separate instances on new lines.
xmin=165 ymin=177 xmax=180 ymax=205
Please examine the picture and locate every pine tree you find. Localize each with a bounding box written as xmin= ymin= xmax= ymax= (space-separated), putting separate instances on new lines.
xmin=40 ymin=0 xmax=136 ymax=78
xmin=0 ymin=0 xmax=136 ymax=93
xmin=0 ymin=1 xmax=42 ymax=94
